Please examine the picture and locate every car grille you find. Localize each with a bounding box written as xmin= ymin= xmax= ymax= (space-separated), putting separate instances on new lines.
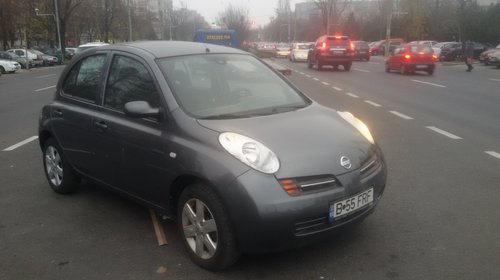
xmin=360 ymin=152 xmax=382 ymax=180
xmin=297 ymin=175 xmax=339 ymax=192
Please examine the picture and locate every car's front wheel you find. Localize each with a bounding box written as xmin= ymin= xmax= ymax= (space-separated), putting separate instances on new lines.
xmin=178 ymin=183 xmax=239 ymax=271
xmin=43 ymin=138 xmax=80 ymax=194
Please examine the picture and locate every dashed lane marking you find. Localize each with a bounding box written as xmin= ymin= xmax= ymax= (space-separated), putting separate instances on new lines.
xmin=35 ymin=85 xmax=56 ymax=92
xmin=313 ymin=77 xmax=319 ymax=81
xmin=332 ymin=86 xmax=342 ymax=91
xmin=426 ymin=126 xmax=462 ymax=139
xmin=306 ymin=74 xmax=311 ymax=78
xmin=321 ymin=81 xmax=330 ymax=85
xmin=490 ymin=78 xmax=500 ymax=82
xmin=390 ymin=111 xmax=414 ymax=120
xmin=354 ymin=68 xmax=371 ymax=73
xmin=368 ymin=62 xmax=381 ymax=65
xmin=36 ymin=74 xmax=57 ymax=79
xmin=346 ymin=92 xmax=359 ymax=98
xmin=364 ymin=100 xmax=382 ymax=107
xmin=485 ymin=151 xmax=500 ymax=159
xmin=3 ymin=136 xmax=39 ymax=151
xmin=411 ymin=79 xmax=446 ymax=88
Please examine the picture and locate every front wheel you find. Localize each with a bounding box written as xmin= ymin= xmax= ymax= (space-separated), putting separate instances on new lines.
xmin=178 ymin=183 xmax=239 ymax=271
xmin=43 ymin=138 xmax=80 ymax=194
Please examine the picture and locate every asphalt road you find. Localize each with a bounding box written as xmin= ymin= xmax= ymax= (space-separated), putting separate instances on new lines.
xmin=1 ymin=58 xmax=499 ymax=280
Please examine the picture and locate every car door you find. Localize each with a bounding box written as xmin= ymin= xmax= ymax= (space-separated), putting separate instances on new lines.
xmin=95 ymin=53 xmax=173 ymax=206
xmin=389 ymin=47 xmax=403 ymax=69
xmin=51 ymin=53 xmax=108 ymax=178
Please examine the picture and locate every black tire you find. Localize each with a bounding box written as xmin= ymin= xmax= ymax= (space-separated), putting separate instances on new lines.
xmin=344 ymin=63 xmax=352 ymax=71
xmin=400 ymin=65 xmax=407 ymax=75
xmin=428 ymin=66 xmax=435 ymax=76
xmin=307 ymin=57 xmax=313 ymax=69
xmin=385 ymin=63 xmax=390 ymax=73
xmin=0 ymin=66 xmax=5 ymax=74
xmin=366 ymin=56 xmax=370 ymax=61
xmin=177 ymin=183 xmax=239 ymax=271
xmin=315 ymin=58 xmax=322 ymax=71
xmin=42 ymin=138 xmax=80 ymax=194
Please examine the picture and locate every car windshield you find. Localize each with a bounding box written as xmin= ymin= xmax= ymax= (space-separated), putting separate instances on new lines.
xmin=296 ymin=44 xmax=309 ymax=50
xmin=407 ymin=45 xmax=433 ymax=54
xmin=157 ymin=53 xmax=310 ymax=119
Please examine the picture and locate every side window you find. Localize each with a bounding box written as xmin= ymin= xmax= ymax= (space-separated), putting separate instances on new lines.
xmin=62 ymin=54 xmax=106 ymax=102
xmin=104 ymin=55 xmax=160 ymax=111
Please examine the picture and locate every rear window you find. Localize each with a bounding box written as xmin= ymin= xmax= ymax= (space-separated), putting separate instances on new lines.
xmin=296 ymin=44 xmax=309 ymax=50
xmin=407 ymin=45 xmax=433 ymax=54
xmin=326 ymin=37 xmax=349 ymax=46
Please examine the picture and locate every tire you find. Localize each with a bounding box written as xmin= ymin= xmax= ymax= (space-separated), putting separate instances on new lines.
xmin=366 ymin=56 xmax=370 ymax=61
xmin=400 ymin=65 xmax=407 ymax=75
xmin=385 ymin=63 xmax=390 ymax=73
xmin=43 ymin=138 xmax=80 ymax=194
xmin=307 ymin=57 xmax=313 ymax=69
xmin=0 ymin=66 xmax=5 ymax=74
xmin=427 ymin=66 xmax=435 ymax=76
xmin=178 ymin=183 xmax=239 ymax=271
xmin=344 ymin=63 xmax=352 ymax=71
xmin=315 ymin=58 xmax=322 ymax=71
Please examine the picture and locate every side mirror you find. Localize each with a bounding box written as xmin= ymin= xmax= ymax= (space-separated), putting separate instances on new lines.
xmin=124 ymin=101 xmax=162 ymax=119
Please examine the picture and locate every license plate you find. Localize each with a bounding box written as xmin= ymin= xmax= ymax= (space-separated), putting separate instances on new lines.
xmin=329 ymin=188 xmax=374 ymax=221
xmin=332 ymin=50 xmax=343 ymax=55
xmin=415 ymin=65 xmax=428 ymax=69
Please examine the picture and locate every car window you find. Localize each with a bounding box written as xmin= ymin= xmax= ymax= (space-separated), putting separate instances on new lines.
xmin=408 ymin=45 xmax=433 ymax=54
xmin=104 ymin=55 xmax=160 ymax=111
xmin=158 ymin=54 xmax=310 ymax=118
xmin=62 ymin=54 xmax=107 ymax=102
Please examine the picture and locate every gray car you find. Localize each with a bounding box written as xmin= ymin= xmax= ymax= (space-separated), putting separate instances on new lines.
xmin=38 ymin=41 xmax=387 ymax=270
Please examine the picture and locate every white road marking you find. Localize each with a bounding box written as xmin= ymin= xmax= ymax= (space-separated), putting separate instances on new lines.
xmin=3 ymin=136 xmax=39 ymax=151
xmin=368 ymin=62 xmax=381 ymax=65
xmin=426 ymin=126 xmax=462 ymax=139
xmin=485 ymin=151 xmax=500 ymax=159
xmin=346 ymin=92 xmax=359 ymax=98
xmin=390 ymin=111 xmax=413 ymax=120
xmin=354 ymin=68 xmax=371 ymax=73
xmin=490 ymin=78 xmax=500 ymax=82
xmin=299 ymin=72 xmax=304 ymax=75
xmin=411 ymin=79 xmax=446 ymax=88
xmin=36 ymin=74 xmax=57 ymax=79
xmin=332 ymin=86 xmax=342 ymax=91
xmin=364 ymin=100 xmax=382 ymax=107
xmin=313 ymin=77 xmax=319 ymax=81
xmin=306 ymin=74 xmax=311 ymax=78
xmin=35 ymin=85 xmax=56 ymax=92
xmin=321 ymin=81 xmax=330 ymax=85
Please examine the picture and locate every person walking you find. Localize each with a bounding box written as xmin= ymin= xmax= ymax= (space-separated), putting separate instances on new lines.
xmin=464 ymin=41 xmax=474 ymax=72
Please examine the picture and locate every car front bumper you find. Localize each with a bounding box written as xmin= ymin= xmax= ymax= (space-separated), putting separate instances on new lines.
xmin=222 ymin=152 xmax=387 ymax=253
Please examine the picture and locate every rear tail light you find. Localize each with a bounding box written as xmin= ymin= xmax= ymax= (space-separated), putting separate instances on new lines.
xmin=432 ymin=54 xmax=438 ymax=60
xmin=404 ymin=54 xmax=411 ymax=60
xmin=321 ymin=42 xmax=326 ymax=49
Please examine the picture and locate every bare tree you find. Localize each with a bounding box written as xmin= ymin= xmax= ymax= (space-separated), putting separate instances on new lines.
xmin=314 ymin=0 xmax=352 ymax=35
xmin=217 ymin=5 xmax=250 ymax=47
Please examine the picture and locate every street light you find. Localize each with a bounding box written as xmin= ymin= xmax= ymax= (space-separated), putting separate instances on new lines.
xmin=35 ymin=0 xmax=63 ymax=63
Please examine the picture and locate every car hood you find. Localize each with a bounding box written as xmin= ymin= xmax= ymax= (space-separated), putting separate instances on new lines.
xmin=197 ymin=104 xmax=374 ymax=178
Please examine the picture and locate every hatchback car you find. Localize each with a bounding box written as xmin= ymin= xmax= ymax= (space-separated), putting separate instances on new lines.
xmin=352 ymin=41 xmax=370 ymax=61
xmin=0 ymin=51 xmax=30 ymax=69
xmin=0 ymin=59 xmax=21 ymax=73
xmin=308 ymin=35 xmax=354 ymax=71
xmin=289 ymin=42 xmax=313 ymax=62
xmin=39 ymin=41 xmax=386 ymax=270
xmin=386 ymin=44 xmax=437 ymax=75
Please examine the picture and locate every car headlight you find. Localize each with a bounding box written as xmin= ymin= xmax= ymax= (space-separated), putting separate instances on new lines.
xmin=337 ymin=111 xmax=375 ymax=144
xmin=219 ymin=132 xmax=280 ymax=174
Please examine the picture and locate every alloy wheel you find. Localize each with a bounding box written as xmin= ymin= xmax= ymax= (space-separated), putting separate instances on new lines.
xmin=44 ymin=146 xmax=63 ymax=187
xmin=182 ymin=198 xmax=218 ymax=259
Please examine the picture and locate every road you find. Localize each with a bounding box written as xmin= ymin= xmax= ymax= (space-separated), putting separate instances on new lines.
xmin=1 ymin=58 xmax=499 ymax=280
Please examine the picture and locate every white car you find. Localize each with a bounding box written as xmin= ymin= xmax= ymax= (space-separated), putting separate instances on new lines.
xmin=76 ymin=42 xmax=110 ymax=54
xmin=290 ymin=42 xmax=314 ymax=62
xmin=0 ymin=59 xmax=21 ymax=73
xmin=7 ymin=49 xmax=43 ymax=67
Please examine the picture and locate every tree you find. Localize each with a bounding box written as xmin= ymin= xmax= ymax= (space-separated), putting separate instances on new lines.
xmin=314 ymin=0 xmax=352 ymax=35
xmin=217 ymin=5 xmax=250 ymax=47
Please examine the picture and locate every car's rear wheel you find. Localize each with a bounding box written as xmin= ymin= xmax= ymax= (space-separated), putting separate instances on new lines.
xmin=43 ymin=138 xmax=80 ymax=194
xmin=315 ymin=58 xmax=322 ymax=71
xmin=385 ymin=63 xmax=390 ymax=72
xmin=178 ymin=183 xmax=239 ymax=271
xmin=427 ymin=66 xmax=435 ymax=75
xmin=344 ymin=63 xmax=352 ymax=71
xmin=0 ymin=66 xmax=5 ymax=74
xmin=400 ymin=65 xmax=407 ymax=75
xmin=307 ymin=57 xmax=313 ymax=69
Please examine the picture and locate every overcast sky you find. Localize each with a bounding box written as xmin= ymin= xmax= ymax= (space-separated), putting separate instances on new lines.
xmin=173 ymin=0 xmax=301 ymax=27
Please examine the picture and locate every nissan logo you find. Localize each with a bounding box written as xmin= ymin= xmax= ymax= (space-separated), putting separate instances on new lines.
xmin=340 ymin=156 xmax=352 ymax=170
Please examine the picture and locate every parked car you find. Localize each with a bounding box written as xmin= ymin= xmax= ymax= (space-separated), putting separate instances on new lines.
xmin=369 ymin=38 xmax=405 ymax=55
xmin=30 ymin=49 xmax=58 ymax=66
xmin=385 ymin=43 xmax=437 ymax=75
xmin=0 ymin=51 xmax=30 ymax=69
xmin=65 ymin=47 xmax=77 ymax=60
xmin=440 ymin=42 xmax=487 ymax=61
xmin=431 ymin=42 xmax=457 ymax=61
xmin=479 ymin=43 xmax=500 ymax=64
xmin=486 ymin=49 xmax=500 ymax=68
xmin=0 ymin=59 xmax=21 ymax=73
xmin=275 ymin=43 xmax=291 ymax=58
xmin=289 ymin=42 xmax=313 ymax=62
xmin=7 ymin=49 xmax=43 ymax=67
xmin=352 ymin=40 xmax=370 ymax=61
xmin=38 ymin=40 xmax=387 ymax=271
xmin=409 ymin=40 xmax=438 ymax=47
xmin=308 ymin=35 xmax=354 ymax=71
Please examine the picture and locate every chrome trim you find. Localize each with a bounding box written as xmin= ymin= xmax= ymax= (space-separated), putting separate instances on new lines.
xmin=300 ymin=179 xmax=336 ymax=188
xmin=360 ymin=159 xmax=376 ymax=173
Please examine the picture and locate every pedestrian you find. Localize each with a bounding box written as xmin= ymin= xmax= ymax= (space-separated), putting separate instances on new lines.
xmin=464 ymin=41 xmax=474 ymax=72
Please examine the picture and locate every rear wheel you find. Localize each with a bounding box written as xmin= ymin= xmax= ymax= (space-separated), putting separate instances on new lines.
xmin=400 ymin=65 xmax=407 ymax=75
xmin=43 ymin=138 xmax=80 ymax=194
xmin=427 ymin=66 xmax=435 ymax=75
xmin=385 ymin=63 xmax=390 ymax=73
xmin=0 ymin=66 xmax=5 ymax=74
xmin=315 ymin=58 xmax=322 ymax=71
xmin=307 ymin=57 xmax=313 ymax=69
xmin=178 ymin=183 xmax=239 ymax=271
xmin=344 ymin=63 xmax=352 ymax=71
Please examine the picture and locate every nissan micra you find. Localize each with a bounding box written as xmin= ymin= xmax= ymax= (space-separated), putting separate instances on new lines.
xmin=39 ymin=41 xmax=387 ymax=270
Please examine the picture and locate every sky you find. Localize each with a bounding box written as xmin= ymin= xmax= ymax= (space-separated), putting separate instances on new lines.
xmin=173 ymin=0 xmax=301 ymax=27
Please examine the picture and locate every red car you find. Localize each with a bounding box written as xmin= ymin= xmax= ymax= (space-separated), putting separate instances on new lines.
xmin=385 ymin=44 xmax=437 ymax=75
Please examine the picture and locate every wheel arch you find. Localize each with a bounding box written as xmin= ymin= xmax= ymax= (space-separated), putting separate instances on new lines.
xmin=38 ymin=130 xmax=54 ymax=150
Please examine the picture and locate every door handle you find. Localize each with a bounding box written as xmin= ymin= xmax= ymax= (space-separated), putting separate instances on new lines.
xmin=54 ymin=109 xmax=63 ymax=117
xmin=94 ymin=120 xmax=108 ymax=130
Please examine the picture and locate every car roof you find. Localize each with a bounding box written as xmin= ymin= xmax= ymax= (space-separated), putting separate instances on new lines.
xmin=98 ymin=41 xmax=246 ymax=58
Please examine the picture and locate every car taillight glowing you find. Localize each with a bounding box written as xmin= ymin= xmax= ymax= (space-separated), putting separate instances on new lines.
xmin=432 ymin=54 xmax=438 ymax=60
xmin=322 ymin=42 xmax=326 ymax=48
xmin=404 ymin=54 xmax=411 ymax=59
